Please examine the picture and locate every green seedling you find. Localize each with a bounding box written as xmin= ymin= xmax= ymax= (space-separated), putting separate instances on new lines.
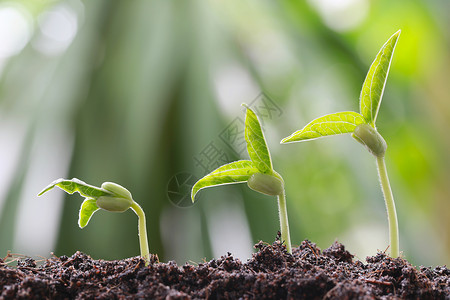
xmin=38 ymin=178 xmax=151 ymax=264
xmin=192 ymin=105 xmax=292 ymax=253
xmin=281 ymin=30 xmax=401 ymax=258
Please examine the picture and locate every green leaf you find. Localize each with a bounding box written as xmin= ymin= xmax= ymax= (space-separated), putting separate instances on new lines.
xmin=360 ymin=30 xmax=401 ymax=126
xmin=78 ymin=198 xmax=100 ymax=228
xmin=38 ymin=178 xmax=111 ymax=198
xmin=191 ymin=160 xmax=259 ymax=202
xmin=243 ymin=105 xmax=272 ymax=173
xmin=281 ymin=111 xmax=365 ymax=143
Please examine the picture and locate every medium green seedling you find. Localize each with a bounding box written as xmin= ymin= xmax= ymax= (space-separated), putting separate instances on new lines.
xmin=191 ymin=105 xmax=292 ymax=253
xmin=38 ymin=178 xmax=151 ymax=265
xmin=281 ymin=30 xmax=401 ymax=258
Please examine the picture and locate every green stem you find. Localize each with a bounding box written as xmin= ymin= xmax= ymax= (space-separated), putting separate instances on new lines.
xmin=376 ymin=156 xmax=399 ymax=258
xmin=277 ymin=189 xmax=292 ymax=254
xmin=131 ymin=202 xmax=150 ymax=265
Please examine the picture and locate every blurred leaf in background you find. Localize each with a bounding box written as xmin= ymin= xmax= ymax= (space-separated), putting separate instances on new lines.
xmin=0 ymin=0 xmax=448 ymax=267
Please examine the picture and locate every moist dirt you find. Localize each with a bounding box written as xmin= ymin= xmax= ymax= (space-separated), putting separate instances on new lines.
xmin=1 ymin=237 xmax=449 ymax=299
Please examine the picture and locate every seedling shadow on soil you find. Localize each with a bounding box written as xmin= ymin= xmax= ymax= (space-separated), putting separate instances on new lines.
xmin=1 ymin=237 xmax=448 ymax=299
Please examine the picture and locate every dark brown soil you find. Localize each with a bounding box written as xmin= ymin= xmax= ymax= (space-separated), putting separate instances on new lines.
xmin=1 ymin=238 xmax=449 ymax=299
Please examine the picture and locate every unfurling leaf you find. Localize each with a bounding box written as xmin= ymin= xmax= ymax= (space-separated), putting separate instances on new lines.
xmin=191 ymin=160 xmax=259 ymax=202
xmin=38 ymin=178 xmax=110 ymax=198
xmin=360 ymin=30 xmax=400 ymax=126
xmin=281 ymin=111 xmax=365 ymax=143
xmin=243 ymin=105 xmax=272 ymax=173
xmin=79 ymin=198 xmax=100 ymax=228
xmin=39 ymin=178 xmax=134 ymax=226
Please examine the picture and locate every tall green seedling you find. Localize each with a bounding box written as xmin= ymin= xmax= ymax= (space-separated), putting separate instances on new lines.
xmin=192 ymin=105 xmax=292 ymax=253
xmin=38 ymin=178 xmax=151 ymax=265
xmin=281 ymin=30 xmax=401 ymax=258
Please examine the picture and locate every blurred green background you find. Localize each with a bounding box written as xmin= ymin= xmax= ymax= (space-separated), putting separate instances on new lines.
xmin=0 ymin=0 xmax=449 ymax=267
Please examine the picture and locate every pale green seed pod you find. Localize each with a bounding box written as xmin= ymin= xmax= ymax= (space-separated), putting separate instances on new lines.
xmin=96 ymin=196 xmax=133 ymax=212
xmin=101 ymin=182 xmax=133 ymax=199
xmin=97 ymin=182 xmax=134 ymax=212
xmin=352 ymin=123 xmax=387 ymax=157
xmin=247 ymin=173 xmax=284 ymax=196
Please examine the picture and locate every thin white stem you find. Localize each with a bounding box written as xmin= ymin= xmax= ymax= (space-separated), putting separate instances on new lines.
xmin=131 ymin=202 xmax=150 ymax=265
xmin=277 ymin=189 xmax=292 ymax=254
xmin=376 ymin=156 xmax=399 ymax=258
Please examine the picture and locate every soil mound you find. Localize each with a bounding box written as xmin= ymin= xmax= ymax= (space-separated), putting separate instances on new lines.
xmin=1 ymin=239 xmax=448 ymax=299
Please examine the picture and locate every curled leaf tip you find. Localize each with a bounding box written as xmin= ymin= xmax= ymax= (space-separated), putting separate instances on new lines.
xmin=241 ymin=103 xmax=250 ymax=109
xmin=280 ymin=134 xmax=301 ymax=144
xmin=280 ymin=136 xmax=292 ymax=144
xmin=191 ymin=190 xmax=196 ymax=203
xmin=37 ymin=178 xmax=65 ymax=196
xmin=37 ymin=188 xmax=50 ymax=197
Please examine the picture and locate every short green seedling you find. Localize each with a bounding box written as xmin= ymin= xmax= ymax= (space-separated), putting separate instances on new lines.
xmin=38 ymin=178 xmax=151 ymax=265
xmin=281 ymin=30 xmax=401 ymax=258
xmin=192 ymin=105 xmax=292 ymax=253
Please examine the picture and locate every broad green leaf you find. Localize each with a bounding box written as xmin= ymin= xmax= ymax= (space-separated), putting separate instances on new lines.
xmin=360 ymin=30 xmax=401 ymax=126
xmin=78 ymin=198 xmax=100 ymax=228
xmin=38 ymin=178 xmax=111 ymax=198
xmin=281 ymin=111 xmax=365 ymax=143
xmin=191 ymin=160 xmax=259 ymax=202
xmin=243 ymin=105 xmax=272 ymax=173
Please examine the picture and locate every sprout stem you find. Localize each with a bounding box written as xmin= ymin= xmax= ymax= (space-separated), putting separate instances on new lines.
xmin=277 ymin=189 xmax=292 ymax=254
xmin=376 ymin=156 xmax=399 ymax=258
xmin=131 ymin=202 xmax=150 ymax=265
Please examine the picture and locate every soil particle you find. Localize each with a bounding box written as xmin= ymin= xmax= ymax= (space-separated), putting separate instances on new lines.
xmin=1 ymin=240 xmax=448 ymax=299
